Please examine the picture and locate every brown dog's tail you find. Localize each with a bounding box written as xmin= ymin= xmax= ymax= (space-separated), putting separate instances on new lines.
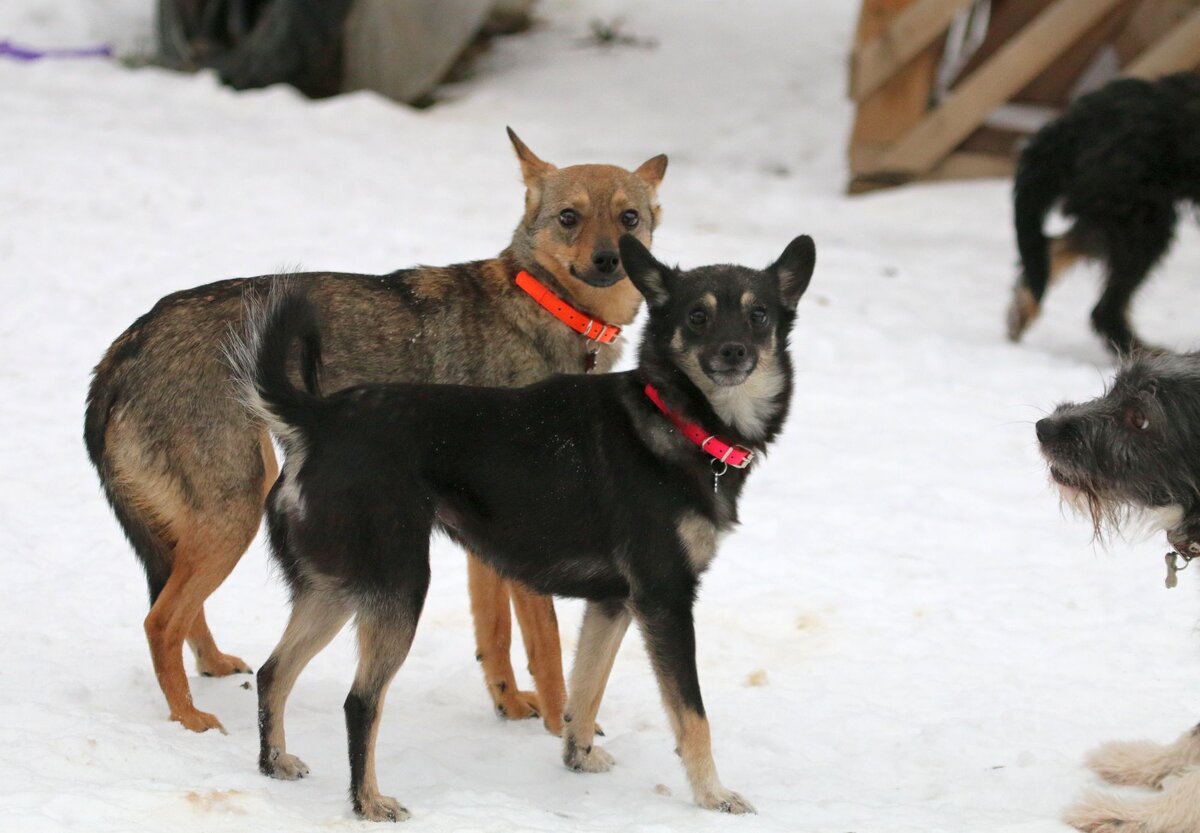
xmin=85 ymin=337 xmax=174 ymax=605
xmin=227 ymin=282 xmax=324 ymax=455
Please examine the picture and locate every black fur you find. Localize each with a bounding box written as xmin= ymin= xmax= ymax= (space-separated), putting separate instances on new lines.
xmin=238 ymin=233 xmax=815 ymax=818
xmin=1038 ymin=352 xmax=1200 ymax=547
xmin=1012 ymin=72 xmax=1200 ymax=353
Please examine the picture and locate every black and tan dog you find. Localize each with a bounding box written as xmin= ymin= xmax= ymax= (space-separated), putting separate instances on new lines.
xmin=232 ymin=233 xmax=815 ymax=820
xmin=1007 ymin=72 xmax=1200 ymax=354
xmin=1038 ymin=352 xmax=1200 ymax=833
xmin=84 ymin=129 xmax=667 ymax=734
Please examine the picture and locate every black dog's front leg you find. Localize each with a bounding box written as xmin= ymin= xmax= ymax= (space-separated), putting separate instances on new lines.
xmin=633 ymin=595 xmax=754 ymax=814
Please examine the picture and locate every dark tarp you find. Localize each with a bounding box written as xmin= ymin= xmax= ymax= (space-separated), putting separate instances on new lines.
xmin=157 ymin=0 xmax=354 ymax=98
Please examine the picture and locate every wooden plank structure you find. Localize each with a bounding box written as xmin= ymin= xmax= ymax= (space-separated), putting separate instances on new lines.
xmin=847 ymin=0 xmax=1200 ymax=193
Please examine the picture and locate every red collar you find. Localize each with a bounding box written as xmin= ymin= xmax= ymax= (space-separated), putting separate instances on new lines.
xmin=514 ymin=271 xmax=621 ymax=344
xmin=644 ymin=383 xmax=755 ymax=469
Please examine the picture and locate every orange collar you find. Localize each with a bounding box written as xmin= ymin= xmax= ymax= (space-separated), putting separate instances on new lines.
xmin=514 ymin=271 xmax=621 ymax=345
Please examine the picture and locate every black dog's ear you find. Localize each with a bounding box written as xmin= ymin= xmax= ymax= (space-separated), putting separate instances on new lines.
xmin=619 ymin=234 xmax=672 ymax=307
xmin=769 ymin=235 xmax=816 ymax=310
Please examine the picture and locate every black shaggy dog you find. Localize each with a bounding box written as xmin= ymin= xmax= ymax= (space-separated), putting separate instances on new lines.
xmin=231 ymin=233 xmax=816 ymax=821
xmin=1006 ymin=71 xmax=1200 ymax=354
xmin=1037 ymin=352 xmax=1200 ymax=833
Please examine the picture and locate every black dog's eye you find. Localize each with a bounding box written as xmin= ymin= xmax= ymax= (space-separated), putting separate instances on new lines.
xmin=689 ymin=308 xmax=709 ymax=327
xmin=1126 ymin=406 xmax=1150 ymax=431
xmin=559 ymin=209 xmax=578 ymax=228
xmin=620 ymin=209 xmax=639 ymax=229
xmin=750 ymin=307 xmax=768 ymax=326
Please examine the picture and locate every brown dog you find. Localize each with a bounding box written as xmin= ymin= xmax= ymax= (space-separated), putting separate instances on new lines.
xmin=85 ymin=129 xmax=667 ymax=734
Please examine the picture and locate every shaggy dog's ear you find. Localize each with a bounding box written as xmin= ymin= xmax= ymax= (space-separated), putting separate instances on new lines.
xmin=619 ymin=234 xmax=673 ymax=307
xmin=769 ymin=235 xmax=816 ymax=310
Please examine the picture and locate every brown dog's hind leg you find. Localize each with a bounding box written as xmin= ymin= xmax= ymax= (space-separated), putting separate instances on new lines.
xmin=189 ymin=608 xmax=253 ymax=677
xmin=144 ymin=504 xmax=261 ymax=733
xmin=467 ymin=554 xmax=539 ymax=721
xmin=510 ymin=582 xmax=567 ymax=734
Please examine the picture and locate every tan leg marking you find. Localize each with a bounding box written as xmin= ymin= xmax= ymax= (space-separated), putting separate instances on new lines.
xmin=510 ymin=582 xmax=567 ymax=735
xmin=467 ymin=554 xmax=538 ymax=721
xmin=1066 ymin=766 xmax=1200 ymax=833
xmin=259 ymin=589 xmax=352 ymax=779
xmin=640 ymin=628 xmax=754 ymax=814
xmin=1007 ymin=235 xmax=1085 ymax=341
xmin=562 ymin=602 xmax=630 ymax=773
xmin=350 ymin=613 xmax=418 ymax=823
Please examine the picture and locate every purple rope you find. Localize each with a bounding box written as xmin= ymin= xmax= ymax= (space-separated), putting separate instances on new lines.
xmin=0 ymin=40 xmax=112 ymax=62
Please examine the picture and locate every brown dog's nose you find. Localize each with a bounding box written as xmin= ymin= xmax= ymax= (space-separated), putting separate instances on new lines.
xmin=592 ymin=251 xmax=620 ymax=274
xmin=1036 ymin=417 xmax=1060 ymax=443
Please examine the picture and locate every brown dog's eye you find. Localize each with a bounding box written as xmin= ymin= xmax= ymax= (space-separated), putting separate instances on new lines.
xmin=750 ymin=307 xmax=768 ymax=326
xmin=620 ymin=209 xmax=639 ymax=229
xmin=559 ymin=209 xmax=578 ymax=228
xmin=1126 ymin=407 xmax=1150 ymax=431
xmin=689 ymin=309 xmax=708 ymax=327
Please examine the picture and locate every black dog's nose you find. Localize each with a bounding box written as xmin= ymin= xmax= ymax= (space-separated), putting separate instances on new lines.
xmin=1036 ymin=417 xmax=1060 ymax=443
xmin=719 ymin=343 xmax=748 ymax=362
xmin=592 ymin=251 xmax=620 ymax=274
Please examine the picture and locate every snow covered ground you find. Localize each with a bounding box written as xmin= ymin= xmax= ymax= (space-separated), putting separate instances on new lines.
xmin=3 ymin=2 xmax=1200 ymax=831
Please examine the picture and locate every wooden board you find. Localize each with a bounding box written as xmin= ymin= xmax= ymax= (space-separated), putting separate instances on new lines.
xmin=1124 ymin=6 xmax=1200 ymax=77
xmin=866 ymin=0 xmax=1127 ymax=180
xmin=850 ymin=0 xmax=974 ymax=100
xmin=847 ymin=0 xmax=945 ymax=189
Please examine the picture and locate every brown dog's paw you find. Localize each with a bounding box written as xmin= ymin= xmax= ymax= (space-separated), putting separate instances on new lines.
xmin=492 ymin=686 xmax=540 ymax=721
xmin=1064 ymin=791 xmax=1149 ymax=833
xmin=355 ymin=793 xmax=410 ymax=823
xmin=171 ymin=707 xmax=227 ymax=734
xmin=197 ymin=651 xmax=253 ymax=678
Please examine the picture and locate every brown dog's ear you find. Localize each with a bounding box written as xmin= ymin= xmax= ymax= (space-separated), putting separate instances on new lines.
xmin=507 ymin=127 xmax=556 ymax=185
xmin=634 ymin=154 xmax=668 ymax=189
xmin=769 ymin=235 xmax=816 ymax=311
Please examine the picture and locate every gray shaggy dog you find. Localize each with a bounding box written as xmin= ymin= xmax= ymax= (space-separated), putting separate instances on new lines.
xmin=1037 ymin=352 xmax=1200 ymax=551
xmin=1038 ymin=351 xmax=1200 ymax=833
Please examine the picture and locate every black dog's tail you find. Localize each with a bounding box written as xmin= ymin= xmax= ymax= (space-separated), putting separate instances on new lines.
xmin=227 ymin=282 xmax=324 ymax=454
xmin=1013 ymin=120 xmax=1071 ymax=304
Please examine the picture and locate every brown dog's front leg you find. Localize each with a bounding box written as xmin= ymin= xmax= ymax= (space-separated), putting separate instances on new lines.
xmin=510 ymin=582 xmax=567 ymax=734
xmin=466 ymin=553 xmax=540 ymax=722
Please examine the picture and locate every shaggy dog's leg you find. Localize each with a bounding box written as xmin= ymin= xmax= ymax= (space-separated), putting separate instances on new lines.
xmin=1066 ymin=766 xmax=1200 ymax=833
xmin=1086 ymin=727 xmax=1200 ymax=789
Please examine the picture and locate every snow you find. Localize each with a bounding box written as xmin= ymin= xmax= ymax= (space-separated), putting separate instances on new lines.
xmin=3 ymin=2 xmax=1200 ymax=832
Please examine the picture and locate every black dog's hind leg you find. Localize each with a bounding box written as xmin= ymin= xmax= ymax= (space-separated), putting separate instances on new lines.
xmin=633 ymin=591 xmax=755 ymax=815
xmin=258 ymin=587 xmax=353 ymax=780
xmin=346 ymin=569 xmax=430 ymax=823
xmin=562 ymin=599 xmax=630 ymax=773
xmin=1090 ymin=203 xmax=1177 ymax=355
